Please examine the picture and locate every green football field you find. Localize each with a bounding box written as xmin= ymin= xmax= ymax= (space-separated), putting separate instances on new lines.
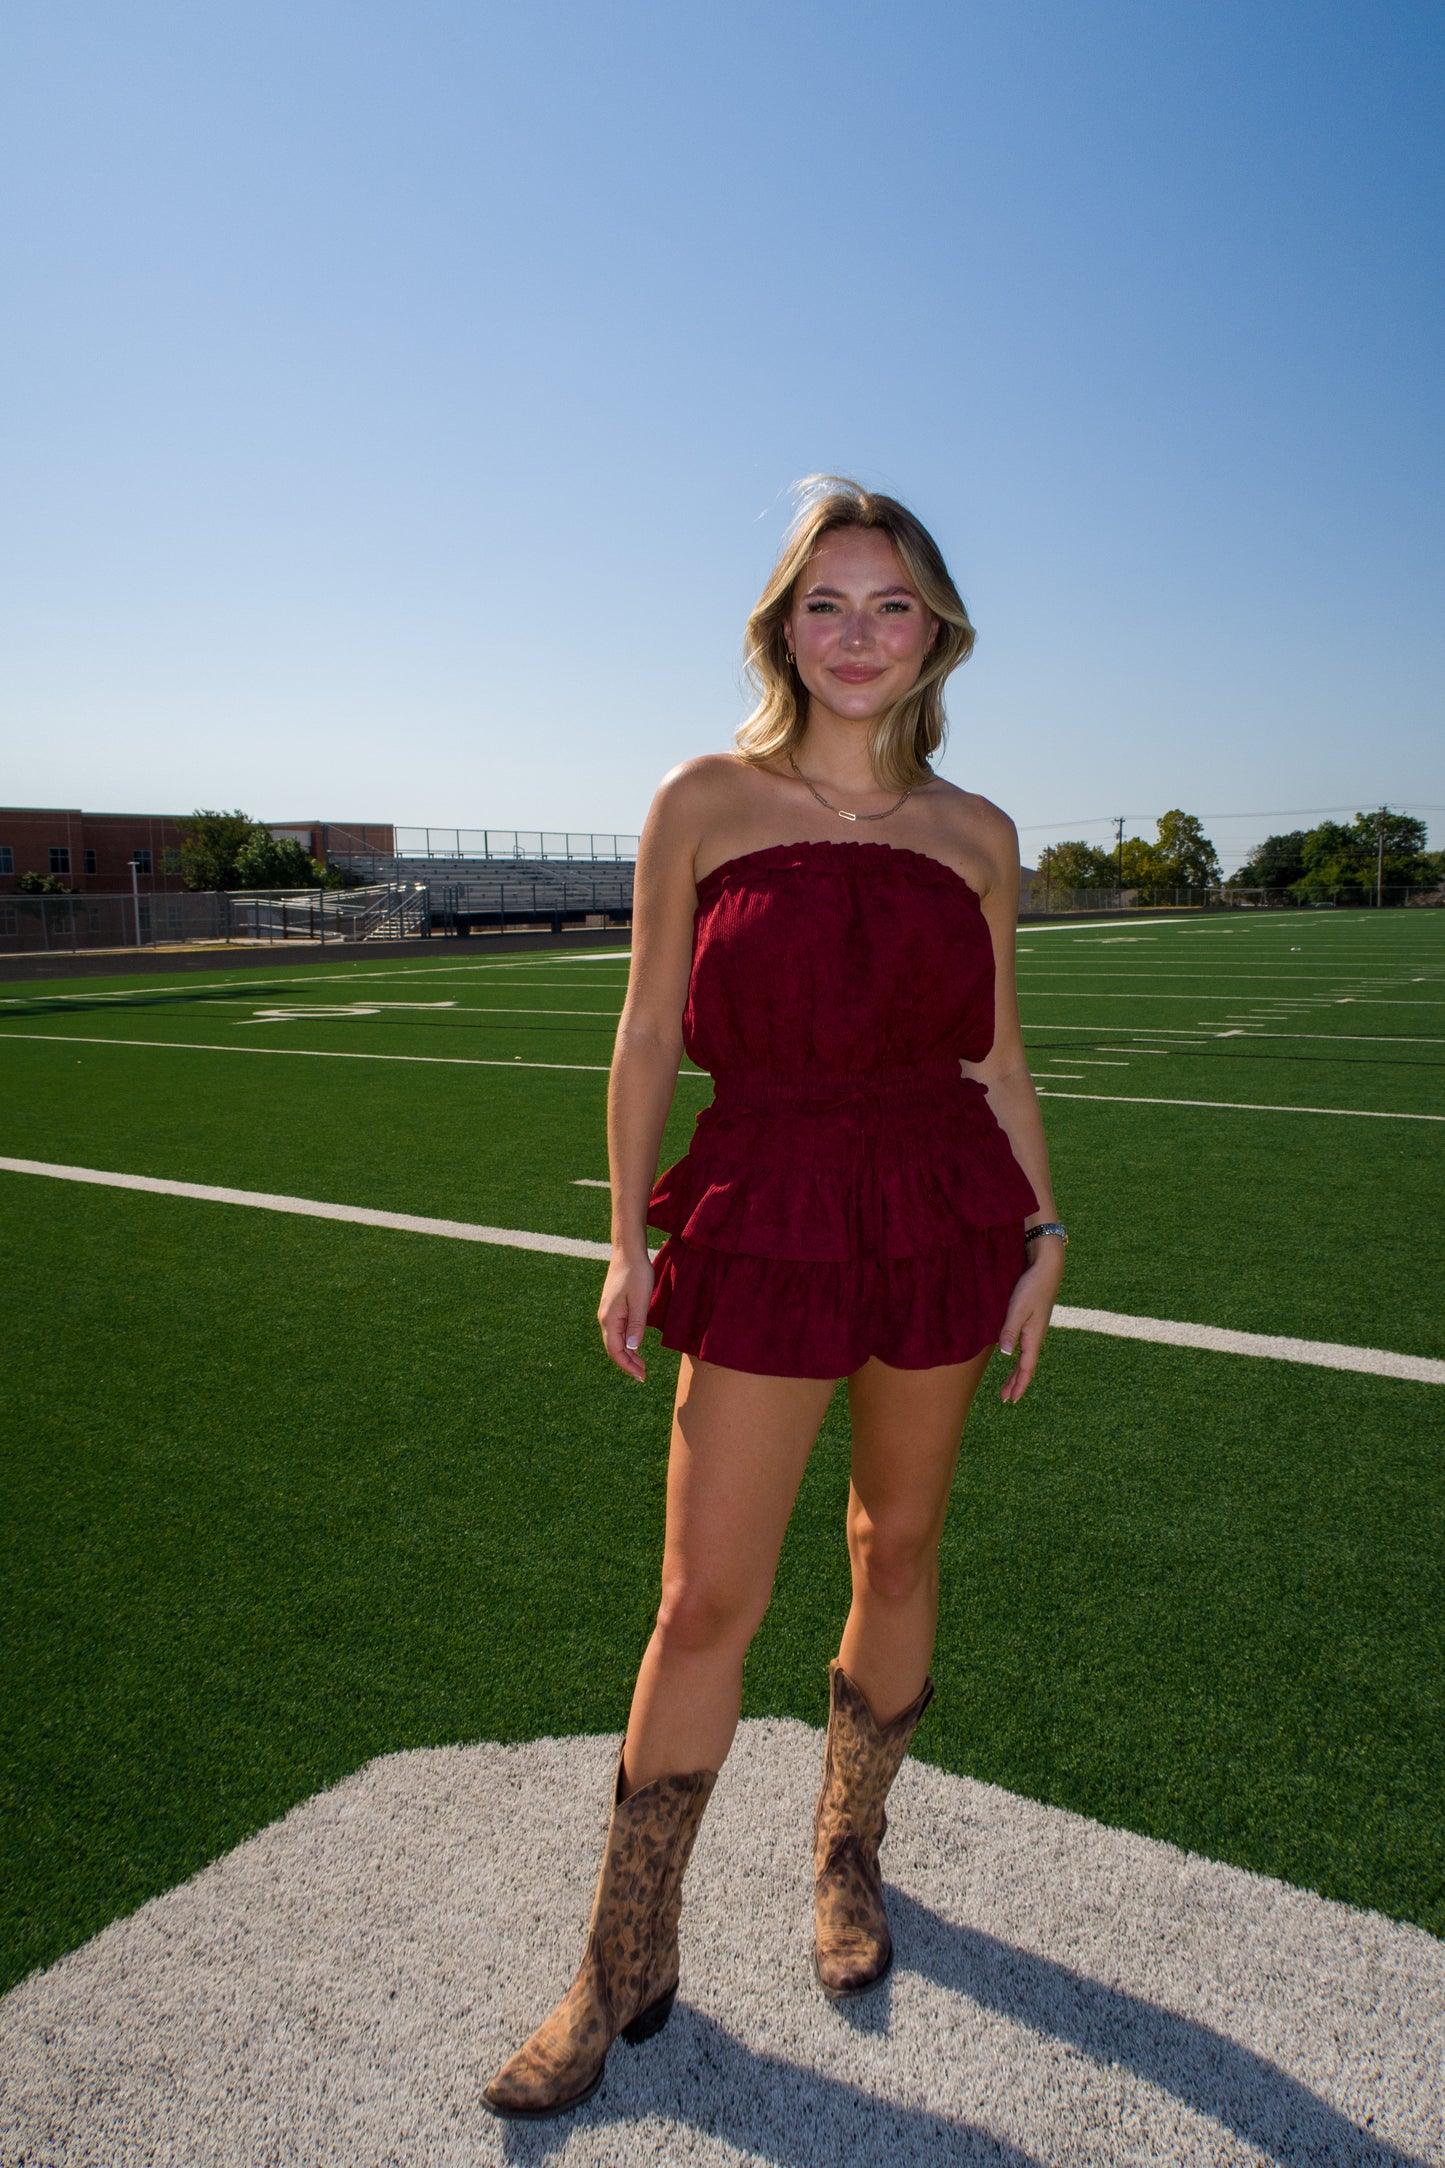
xmin=1 ymin=906 xmax=1442 ymax=1997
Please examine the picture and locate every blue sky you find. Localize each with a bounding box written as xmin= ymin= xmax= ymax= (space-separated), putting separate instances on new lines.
xmin=3 ymin=0 xmax=1441 ymax=871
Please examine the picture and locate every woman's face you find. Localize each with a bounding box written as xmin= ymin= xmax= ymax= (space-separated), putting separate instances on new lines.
xmin=784 ymin=528 xmax=938 ymax=723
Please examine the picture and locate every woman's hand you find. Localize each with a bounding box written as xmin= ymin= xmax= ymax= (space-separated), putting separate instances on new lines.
xmin=997 ymin=1236 xmax=1066 ymax=1404
xmin=598 ymin=1250 xmax=656 ymax=1381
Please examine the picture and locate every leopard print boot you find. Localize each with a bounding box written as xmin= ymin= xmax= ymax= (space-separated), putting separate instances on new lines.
xmin=483 ymin=1752 xmax=716 ymax=2120
xmin=813 ymin=1660 xmax=933 ymax=2000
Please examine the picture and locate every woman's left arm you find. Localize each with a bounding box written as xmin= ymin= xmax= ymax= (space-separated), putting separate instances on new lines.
xmin=958 ymin=809 xmax=1065 ymax=1404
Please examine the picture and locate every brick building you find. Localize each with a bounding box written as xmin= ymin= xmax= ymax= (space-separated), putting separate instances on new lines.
xmin=0 ymin=811 xmax=396 ymax=893
xmin=268 ymin=822 xmax=396 ymax=866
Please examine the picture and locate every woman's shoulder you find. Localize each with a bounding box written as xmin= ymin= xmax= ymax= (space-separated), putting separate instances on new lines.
xmin=645 ymin=752 xmax=765 ymax=837
xmin=918 ymin=778 xmax=1019 ymax=901
xmin=637 ymin=753 xmax=764 ymax=882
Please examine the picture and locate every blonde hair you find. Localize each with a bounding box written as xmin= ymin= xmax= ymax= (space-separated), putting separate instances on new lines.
xmin=738 ymin=476 xmax=976 ymax=792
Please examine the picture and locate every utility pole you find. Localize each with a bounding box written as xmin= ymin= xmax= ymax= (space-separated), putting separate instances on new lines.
xmin=1115 ymin=816 xmax=1125 ymax=899
xmin=1377 ymin=807 xmax=1387 ymax=909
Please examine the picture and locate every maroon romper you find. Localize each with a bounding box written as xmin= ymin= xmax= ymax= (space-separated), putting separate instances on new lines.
xmin=645 ymin=839 xmax=1038 ymax=1378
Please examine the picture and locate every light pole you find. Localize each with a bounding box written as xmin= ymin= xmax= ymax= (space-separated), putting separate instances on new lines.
xmin=1376 ymin=807 xmax=1387 ymax=909
xmin=130 ymin=858 xmax=143 ymax=947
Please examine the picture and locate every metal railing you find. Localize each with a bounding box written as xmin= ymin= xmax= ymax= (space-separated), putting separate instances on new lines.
xmin=222 ymin=883 xmax=430 ymax=943
xmin=348 ymin=884 xmax=431 ymax=940
xmin=1023 ymin=883 xmax=1444 ymax=914
xmin=389 ymin=828 xmax=639 ymax=862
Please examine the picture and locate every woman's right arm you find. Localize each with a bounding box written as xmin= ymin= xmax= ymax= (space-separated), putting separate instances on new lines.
xmin=598 ymin=770 xmax=705 ymax=1380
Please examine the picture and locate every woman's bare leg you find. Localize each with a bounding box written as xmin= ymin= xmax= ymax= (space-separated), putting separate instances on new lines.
xmin=622 ymin=1356 xmax=835 ymax=1792
xmin=836 ymin=1350 xmax=992 ymax=1721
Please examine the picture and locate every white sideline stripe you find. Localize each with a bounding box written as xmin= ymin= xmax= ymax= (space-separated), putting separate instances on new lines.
xmin=1051 ymin=1304 xmax=1445 ymax=1385
xmin=1 ymin=1031 xmax=1436 ymax=1118
xmin=0 ymin=1031 xmax=709 ymax=1081
xmin=1036 ymin=1087 xmax=1443 ymax=1121
xmin=0 ymin=1157 xmax=614 ymax=1261
xmin=3 ymin=1156 xmax=1442 ymax=1387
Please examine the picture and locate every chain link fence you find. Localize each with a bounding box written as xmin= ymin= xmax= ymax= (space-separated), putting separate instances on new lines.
xmin=1024 ymin=883 xmax=1443 ymax=914
xmin=0 ymin=890 xmax=230 ymax=955
xmin=0 ymin=884 xmax=429 ymax=955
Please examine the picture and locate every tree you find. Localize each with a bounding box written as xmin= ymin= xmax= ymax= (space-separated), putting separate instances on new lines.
xmin=178 ymin=811 xmax=257 ymax=892
xmin=1033 ymin=840 xmax=1114 ymax=896
xmin=1228 ymin=831 xmax=1307 ymax=890
xmin=1032 ymin=811 xmax=1220 ymax=898
xmin=1117 ymin=834 xmax=1164 ymax=888
xmin=1297 ymin=810 xmax=1430 ymax=898
xmin=1153 ymin=810 xmax=1221 ymax=889
xmin=232 ymin=831 xmax=327 ymax=890
xmin=17 ymin=871 xmax=73 ymax=894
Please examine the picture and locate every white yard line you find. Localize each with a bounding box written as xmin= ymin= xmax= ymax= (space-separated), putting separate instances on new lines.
xmin=0 ymin=1030 xmax=708 ymax=1080
xmin=3 ymin=1030 xmax=1436 ymax=1117
xmin=1024 ymin=992 xmax=1445 ymax=1005
xmin=1036 ymin=1088 xmax=1442 ymax=1121
xmin=3 ymin=1155 xmax=1440 ymax=1386
xmin=0 ymin=953 xmax=634 ymax=1007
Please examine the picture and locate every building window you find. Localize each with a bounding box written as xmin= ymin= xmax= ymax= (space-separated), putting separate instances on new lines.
xmin=84 ymin=849 xmax=97 ymax=874
xmin=1 ymin=906 xmax=17 ymax=936
xmin=0 ymin=846 xmax=12 ymax=873
xmin=163 ymin=848 xmax=182 ymax=873
xmin=132 ymin=848 xmax=152 ymax=873
xmin=49 ymin=847 xmax=71 ymax=874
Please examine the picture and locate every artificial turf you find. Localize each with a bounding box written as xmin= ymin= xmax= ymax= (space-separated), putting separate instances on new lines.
xmin=1 ymin=909 xmax=1442 ymax=1994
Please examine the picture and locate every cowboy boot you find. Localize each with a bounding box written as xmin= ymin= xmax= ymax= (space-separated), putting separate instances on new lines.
xmin=483 ymin=1751 xmax=716 ymax=2120
xmin=813 ymin=1660 xmax=933 ymax=2000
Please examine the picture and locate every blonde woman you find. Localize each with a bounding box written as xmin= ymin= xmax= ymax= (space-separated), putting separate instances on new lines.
xmin=485 ymin=478 xmax=1065 ymax=2120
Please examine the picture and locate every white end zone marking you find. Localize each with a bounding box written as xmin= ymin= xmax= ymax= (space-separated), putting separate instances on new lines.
xmin=2 ymin=1157 xmax=1441 ymax=1385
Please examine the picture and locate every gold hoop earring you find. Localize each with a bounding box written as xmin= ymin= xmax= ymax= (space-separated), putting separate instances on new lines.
xmin=786 ymin=648 xmax=796 ymax=667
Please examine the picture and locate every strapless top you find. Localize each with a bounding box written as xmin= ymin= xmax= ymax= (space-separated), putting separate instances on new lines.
xmin=647 ymin=840 xmax=1037 ymax=1264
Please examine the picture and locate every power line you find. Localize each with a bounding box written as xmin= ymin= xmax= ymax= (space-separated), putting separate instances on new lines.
xmin=1017 ymin=802 xmax=1445 ymax=832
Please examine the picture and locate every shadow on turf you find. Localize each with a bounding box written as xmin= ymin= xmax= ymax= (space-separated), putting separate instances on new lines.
xmin=499 ymin=1894 xmax=1429 ymax=2167
xmin=1 ymin=985 xmax=322 ymax=1020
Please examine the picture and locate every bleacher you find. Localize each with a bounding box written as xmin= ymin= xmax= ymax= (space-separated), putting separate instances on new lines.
xmin=331 ymin=854 xmax=634 ymax=932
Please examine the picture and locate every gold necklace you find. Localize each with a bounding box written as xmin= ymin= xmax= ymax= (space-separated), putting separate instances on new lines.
xmin=788 ymin=752 xmax=912 ymax=824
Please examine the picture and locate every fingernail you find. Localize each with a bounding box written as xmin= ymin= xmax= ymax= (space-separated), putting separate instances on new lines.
xmin=1000 ymin=1341 xmax=1013 ymax=1356
xmin=625 ymin=1337 xmax=641 ymax=1350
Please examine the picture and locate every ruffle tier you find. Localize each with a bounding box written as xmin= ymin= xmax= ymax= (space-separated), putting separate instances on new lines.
xmin=646 ymin=1226 xmax=1026 ymax=1379
xmin=647 ymin=1085 xmax=1038 ymax=1264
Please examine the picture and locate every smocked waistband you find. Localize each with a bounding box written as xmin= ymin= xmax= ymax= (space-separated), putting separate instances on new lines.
xmin=708 ymin=1058 xmax=980 ymax=1117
